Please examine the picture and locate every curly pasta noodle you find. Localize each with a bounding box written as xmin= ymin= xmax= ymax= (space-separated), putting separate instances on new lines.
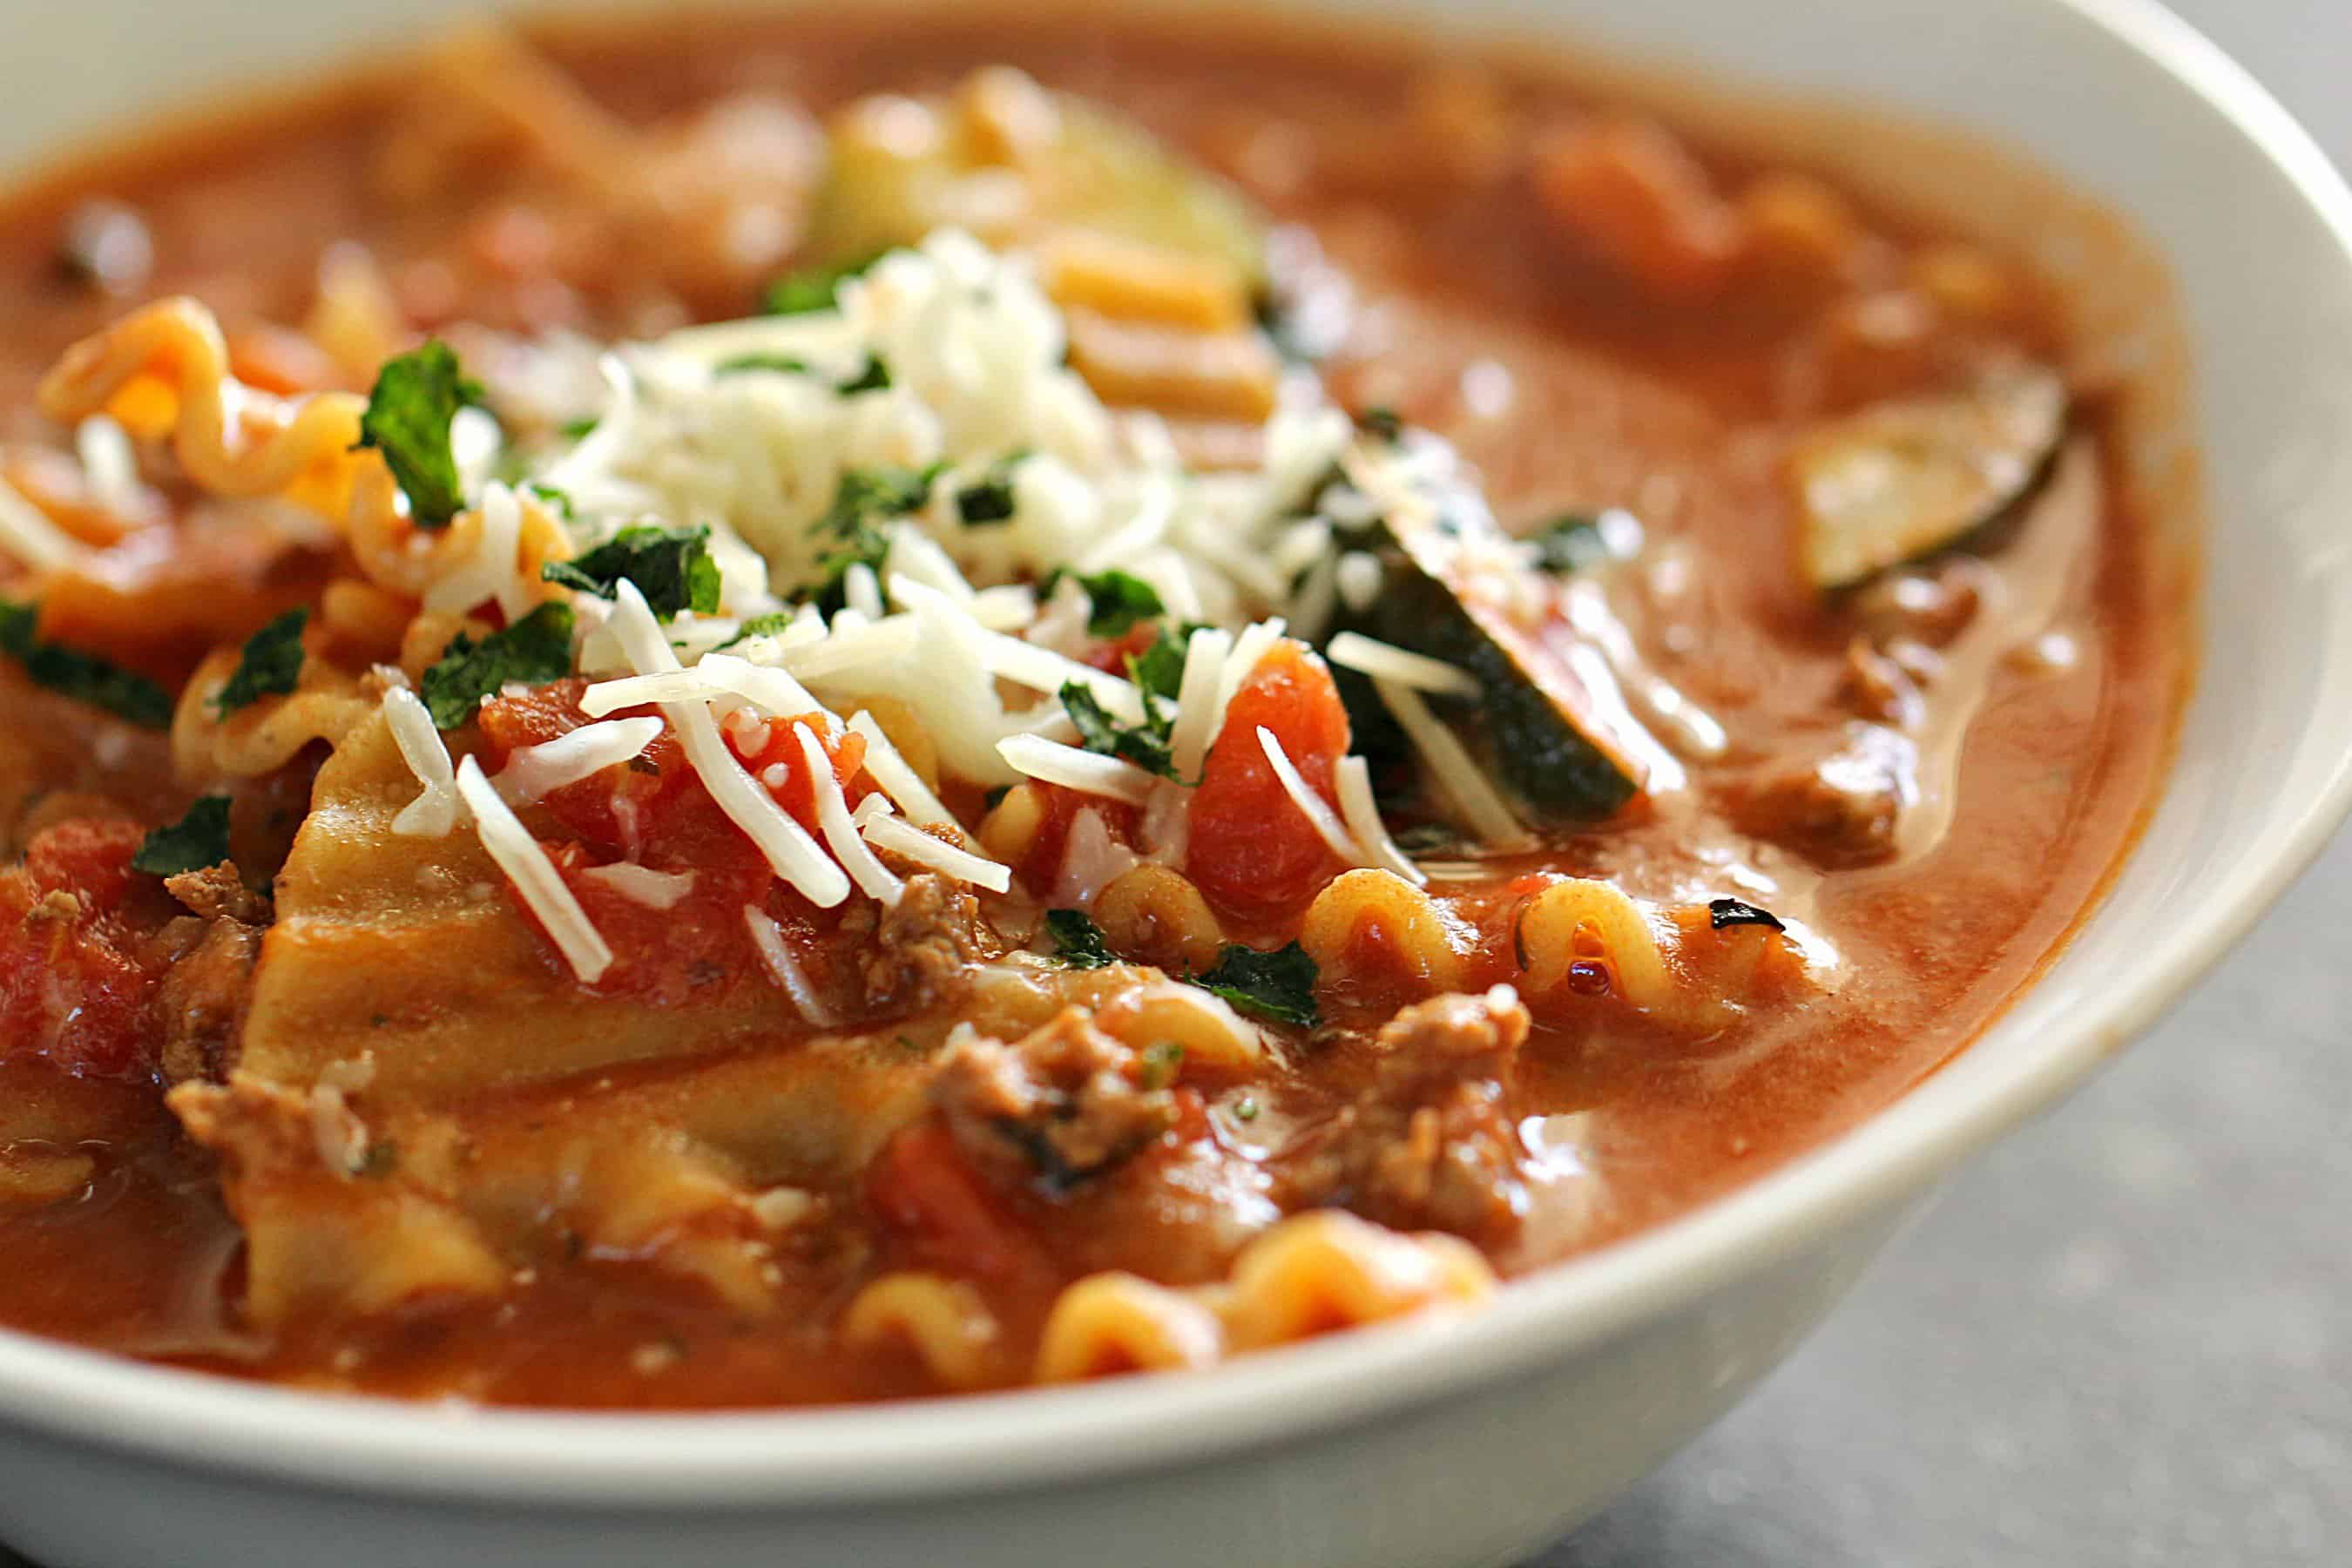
xmin=1093 ymin=863 xmax=1225 ymax=976
xmin=170 ymin=647 xmax=376 ymax=786
xmin=1092 ymin=979 xmax=1263 ymax=1070
xmin=37 ymin=298 xmax=572 ymax=605
xmin=1216 ymin=1211 xmax=1495 ymax=1353
xmin=1301 ymin=868 xmax=1470 ymax=991
xmin=1033 ymin=1273 xmax=1225 ymax=1382
xmin=840 ymin=1272 xmax=1007 ymax=1390
xmin=1511 ymin=875 xmax=1676 ymax=1010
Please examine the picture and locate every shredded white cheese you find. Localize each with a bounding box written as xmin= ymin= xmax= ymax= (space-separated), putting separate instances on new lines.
xmin=382 ymin=686 xmax=463 ymax=837
xmin=606 ymin=582 xmax=850 ymax=908
xmin=997 ymin=733 xmax=1160 ymax=807
xmin=1256 ymin=726 xmax=1362 ymax=863
xmin=454 ymin=754 xmax=614 ymax=983
xmin=1166 ymin=624 xmax=1233 ymax=782
xmin=742 ymin=904 xmax=841 ymax=1027
xmin=0 ymin=471 xmax=89 ymax=572
xmin=493 ymin=716 xmax=664 ymax=805
xmin=1335 ymin=755 xmax=1426 ymax=885
xmin=1371 ymin=676 xmax=1532 ymax=849
xmin=848 ymin=710 xmax=958 ymax=830
xmin=794 ymin=721 xmax=902 ymax=904
xmin=1326 ymin=631 xmax=1479 ymax=697
xmin=861 ymin=813 xmax=1013 ymax=892
xmin=578 ymin=862 xmax=698 ymax=909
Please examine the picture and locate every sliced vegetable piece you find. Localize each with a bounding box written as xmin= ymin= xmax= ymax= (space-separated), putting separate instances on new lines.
xmin=1790 ymin=363 xmax=2068 ymax=591
xmin=807 ymin=71 xmax=1267 ymax=294
xmin=1339 ymin=502 xmax=1644 ymax=823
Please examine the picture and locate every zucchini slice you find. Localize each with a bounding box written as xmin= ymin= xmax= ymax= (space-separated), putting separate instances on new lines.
xmin=807 ymin=71 xmax=1267 ymax=294
xmin=1343 ymin=499 xmax=1646 ymax=823
xmin=1791 ymin=364 xmax=2068 ymax=591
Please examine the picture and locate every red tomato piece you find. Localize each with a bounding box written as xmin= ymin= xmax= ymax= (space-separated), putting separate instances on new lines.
xmin=1185 ymin=639 xmax=1350 ymax=921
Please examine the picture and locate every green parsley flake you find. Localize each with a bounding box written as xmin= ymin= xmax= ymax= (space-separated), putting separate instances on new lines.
xmin=808 ymin=463 xmax=941 ymax=609
xmin=1044 ymin=909 xmax=1117 ymax=969
xmin=836 ymin=353 xmax=892 ymax=395
xmin=714 ymin=352 xmax=811 ymax=377
xmin=0 ymin=601 xmax=172 ymax=727
xmin=1060 ymin=681 xmax=1177 ymax=780
xmin=716 ymin=611 xmax=797 ymax=651
xmin=212 ymin=609 xmax=308 ymax=716
xmin=543 ymin=525 xmax=722 ymax=621
xmin=1193 ymin=942 xmax=1320 ymax=1028
xmin=354 ymin=340 xmax=483 ymax=528
xmin=524 ymin=482 xmax=576 ymax=520
xmin=761 ymin=251 xmax=887 ymax=316
xmin=132 ymin=795 xmax=233 ymax=876
xmin=419 ymin=603 xmax=577 ymax=730
xmin=954 ymin=451 xmax=1030 ymax=526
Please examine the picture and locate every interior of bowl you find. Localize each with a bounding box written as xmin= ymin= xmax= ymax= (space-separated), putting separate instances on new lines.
xmin=0 ymin=0 xmax=2348 ymax=1504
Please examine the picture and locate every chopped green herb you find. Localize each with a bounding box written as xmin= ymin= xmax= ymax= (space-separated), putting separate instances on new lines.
xmin=212 ymin=609 xmax=308 ymax=716
xmin=419 ymin=603 xmax=577 ymax=730
xmin=716 ymin=611 xmax=796 ymax=650
xmin=1038 ymin=568 xmax=1166 ymax=639
xmin=543 ymin=525 xmax=721 ymax=621
xmin=713 ymin=352 xmax=811 ymax=377
xmin=1355 ymin=405 xmax=1405 ymax=443
xmin=1136 ymin=1041 xmax=1185 ymax=1091
xmin=807 ymin=463 xmax=941 ymax=609
xmin=0 ymin=601 xmax=172 ymax=727
xmin=1193 ymin=941 xmax=1320 ymax=1029
xmin=955 ymin=451 xmax=1030 ymax=525
xmin=1125 ymin=632 xmax=1187 ymax=705
xmin=1233 ymin=1094 xmax=1261 ymax=1123
xmin=1044 ymin=908 xmax=1117 ymax=969
xmin=524 ymin=482 xmax=575 ymax=520
xmin=1534 ymin=514 xmax=1611 ymax=574
xmin=353 ymin=340 xmax=483 ymax=528
xmin=1707 ymin=897 xmax=1786 ymax=932
xmin=761 ymin=251 xmax=885 ymax=316
xmin=1061 ymin=681 xmax=1178 ymax=779
xmin=132 ymin=795 xmax=233 ymax=876
xmin=836 ymin=353 xmax=892 ymax=395
xmin=559 ymin=416 xmax=599 ymax=442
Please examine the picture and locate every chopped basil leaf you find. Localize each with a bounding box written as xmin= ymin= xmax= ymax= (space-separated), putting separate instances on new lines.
xmin=1354 ymin=405 xmax=1405 ymax=443
xmin=1060 ymin=681 xmax=1177 ymax=779
xmin=836 ymin=353 xmax=892 ymax=395
xmin=354 ymin=340 xmax=483 ymax=528
xmin=0 ymin=600 xmax=172 ymax=727
xmin=808 ymin=463 xmax=941 ymax=610
xmin=419 ymin=603 xmax=577 ymax=730
xmin=1039 ymin=568 xmax=1166 ymax=639
xmin=559 ymin=416 xmax=600 ymax=441
xmin=1044 ymin=908 xmax=1117 ymax=969
xmin=1136 ymin=1041 xmax=1184 ymax=1091
xmin=1193 ymin=941 xmax=1320 ymax=1028
xmin=716 ymin=612 xmax=797 ymax=651
xmin=1707 ymin=896 xmax=1786 ymax=932
xmin=1124 ymin=628 xmax=1187 ymax=704
xmin=543 ymin=525 xmax=721 ymax=621
xmin=761 ymin=251 xmax=885 ymax=316
xmin=1534 ymin=514 xmax=1610 ymax=574
xmin=955 ymin=451 xmax=1030 ymax=525
xmin=212 ymin=609 xmax=308 ymax=715
xmin=524 ymin=482 xmax=575 ymax=520
xmin=132 ymin=795 xmax=232 ymax=876
xmin=714 ymin=352 xmax=811 ymax=377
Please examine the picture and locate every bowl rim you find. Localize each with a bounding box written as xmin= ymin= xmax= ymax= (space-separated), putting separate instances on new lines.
xmin=3 ymin=0 xmax=2350 ymax=1510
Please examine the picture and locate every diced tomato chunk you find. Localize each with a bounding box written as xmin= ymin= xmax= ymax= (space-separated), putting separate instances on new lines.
xmin=0 ymin=820 xmax=178 ymax=1079
xmin=867 ymin=1120 xmax=1043 ymax=1284
xmin=1185 ymin=639 xmax=1350 ymax=921
xmin=734 ymin=713 xmax=869 ymax=833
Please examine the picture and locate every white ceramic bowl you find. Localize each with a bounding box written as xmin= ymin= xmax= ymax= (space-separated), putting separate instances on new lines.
xmin=5 ymin=3 xmax=2351 ymax=1565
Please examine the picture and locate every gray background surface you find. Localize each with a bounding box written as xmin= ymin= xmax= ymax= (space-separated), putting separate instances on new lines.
xmin=3 ymin=3 xmax=2347 ymax=1566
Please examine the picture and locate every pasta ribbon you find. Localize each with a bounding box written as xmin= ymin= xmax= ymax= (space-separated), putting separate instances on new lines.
xmin=37 ymin=297 xmax=571 ymax=605
xmin=1300 ymin=868 xmax=1469 ymax=991
xmin=1034 ymin=1272 xmax=1225 ymax=1382
xmin=840 ymin=1272 xmax=1007 ymax=1390
xmin=1218 ymin=1210 xmax=1496 ymax=1352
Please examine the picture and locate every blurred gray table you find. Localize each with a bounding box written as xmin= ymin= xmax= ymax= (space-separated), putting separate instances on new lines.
xmin=4 ymin=5 xmax=2347 ymax=1568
